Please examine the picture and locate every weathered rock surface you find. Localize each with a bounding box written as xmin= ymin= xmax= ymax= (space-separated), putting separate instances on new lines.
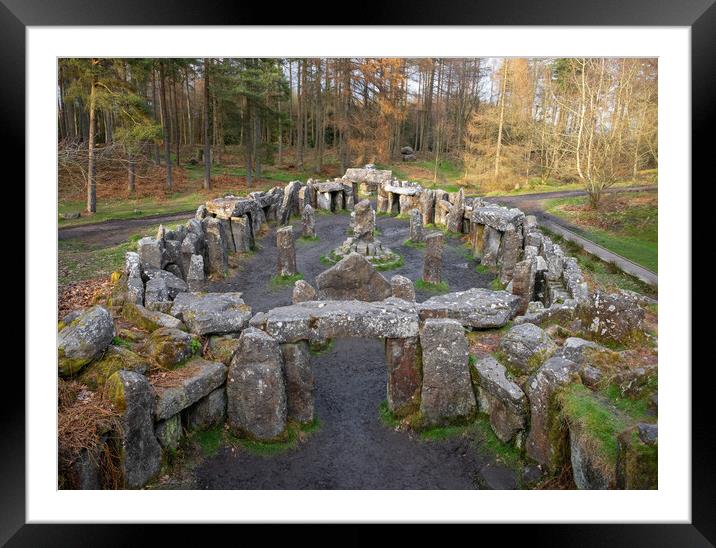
xmin=171 ymin=292 xmax=251 ymax=335
xmin=524 ymin=357 xmax=581 ymax=471
xmin=419 ymin=318 xmax=476 ymax=425
xmin=155 ymin=414 xmax=183 ymax=451
xmin=230 ymin=215 xmax=253 ymax=253
xmin=315 ymin=252 xmax=391 ymax=302
xmin=185 ymin=388 xmax=227 ymax=431
xmin=581 ymin=290 xmax=646 ymax=345
xmin=301 ymin=204 xmax=316 ymax=239
xmin=276 ymin=225 xmax=297 ymax=277
xmin=390 ymin=274 xmax=415 ymax=302
xmin=137 ymin=237 xmax=163 ymax=270
xmin=422 ymin=232 xmax=444 ymax=284
xmin=353 ymin=199 xmax=375 ymax=241
xmin=124 ymin=252 xmax=144 ymax=305
xmin=227 ymin=328 xmax=287 ymax=440
xmin=616 ymin=423 xmax=658 ymax=489
xmin=58 ymin=306 xmax=115 ymax=376
xmin=280 ymin=341 xmax=314 ymax=423
xmin=498 ymin=323 xmax=557 ymax=375
xmin=409 ymin=208 xmax=424 ymax=242
xmin=418 ymin=288 xmax=520 ymax=329
xmin=385 ymin=336 xmax=422 ymax=417
xmin=78 ymin=345 xmax=149 ymax=390
xmin=446 ymin=188 xmax=465 ymax=233
xmin=265 ymin=298 xmax=420 ymax=343
xmin=292 ymin=279 xmax=317 ymax=304
xmin=122 ymin=302 xmax=185 ymax=332
xmin=471 ymin=356 xmax=527 ymax=443
xmin=207 ymin=334 xmax=240 ymax=365
xmin=152 ymin=358 xmax=227 ymax=421
xmin=105 ymin=370 xmax=161 ymax=489
xmin=472 ymin=205 xmax=524 ymax=232
xmin=145 ymin=268 xmax=188 ymax=300
xmin=202 ymin=217 xmax=228 ymax=276
xmin=143 ymin=327 xmax=197 ymax=368
xmin=558 ymin=337 xmax=610 ymax=365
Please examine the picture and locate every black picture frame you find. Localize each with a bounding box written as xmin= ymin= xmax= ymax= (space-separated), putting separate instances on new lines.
xmin=7 ymin=0 xmax=710 ymax=543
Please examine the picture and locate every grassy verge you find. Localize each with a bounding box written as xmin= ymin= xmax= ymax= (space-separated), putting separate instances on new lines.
xmin=269 ymin=273 xmax=304 ymax=287
xmin=414 ymin=279 xmax=450 ymax=293
xmin=545 ymin=193 xmax=657 ymax=273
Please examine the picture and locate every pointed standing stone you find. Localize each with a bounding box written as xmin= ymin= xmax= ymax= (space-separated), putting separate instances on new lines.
xmin=409 ymin=208 xmax=424 ymax=243
xmin=353 ymin=199 xmax=374 ymax=242
xmin=276 ymin=226 xmax=297 ymax=277
xmin=302 ymin=204 xmax=316 ymax=239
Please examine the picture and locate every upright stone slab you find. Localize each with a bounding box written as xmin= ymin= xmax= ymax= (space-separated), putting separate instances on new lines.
xmin=137 ymin=237 xmax=163 ymax=271
xmin=446 ymin=188 xmax=465 ymax=233
xmin=419 ymin=189 xmax=435 ymax=225
xmin=227 ymin=328 xmax=287 ymax=440
xmin=511 ymin=258 xmax=536 ymax=315
xmin=471 ymin=224 xmax=485 ymax=260
xmin=409 ymin=208 xmax=424 ymax=243
xmin=279 ymin=180 xmax=301 ymax=225
xmin=390 ymin=275 xmax=415 ymax=301
xmin=186 ymin=254 xmax=205 ymax=288
xmin=185 ymin=388 xmax=227 ymax=431
xmin=353 ymin=199 xmax=374 ymax=242
xmin=230 ymin=216 xmax=253 ymax=252
xmin=276 ymin=226 xmax=297 ymax=277
xmin=482 ymin=226 xmax=502 ymax=268
xmin=105 ymin=370 xmax=161 ymax=489
xmin=202 ymin=217 xmax=228 ymax=276
xmin=377 ymin=185 xmax=389 ymax=213
xmin=499 ymin=225 xmax=523 ymax=284
xmin=302 ymin=204 xmax=316 ymax=239
xmin=315 ymin=252 xmax=391 ymax=302
xmin=419 ymin=319 xmax=475 ymax=425
xmin=124 ymin=252 xmax=144 ymax=305
xmin=385 ymin=336 xmax=422 ymax=417
xmin=292 ymin=279 xmax=317 ymax=304
xmin=422 ymin=232 xmax=444 ymax=285
xmin=280 ymin=341 xmax=314 ymax=424
xmin=317 ymin=191 xmax=331 ymax=211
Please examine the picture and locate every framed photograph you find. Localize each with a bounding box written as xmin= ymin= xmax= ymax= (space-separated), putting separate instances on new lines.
xmin=9 ymin=0 xmax=710 ymax=543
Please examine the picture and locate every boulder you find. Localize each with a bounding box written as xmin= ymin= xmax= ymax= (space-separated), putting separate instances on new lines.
xmin=390 ymin=275 xmax=415 ymax=302
xmin=524 ymin=357 xmax=581 ymax=471
xmin=185 ymin=388 xmax=227 ymax=431
xmin=471 ymin=356 xmax=527 ymax=443
xmin=230 ymin=215 xmax=253 ymax=253
xmin=280 ymin=341 xmax=315 ymax=423
xmin=385 ymin=336 xmax=422 ymax=416
xmin=400 ymin=146 xmax=414 ymax=155
xmin=207 ymin=334 xmax=241 ymax=365
xmin=186 ymin=254 xmax=205 ymax=288
xmin=227 ymin=328 xmax=287 ymax=440
xmin=276 ymin=225 xmax=297 ymax=277
xmin=144 ymin=269 xmax=188 ymax=300
xmin=581 ymin=290 xmax=646 ymax=345
xmin=152 ymin=357 xmax=227 ymax=421
xmin=155 ymin=414 xmax=183 ymax=451
xmin=143 ymin=277 xmax=170 ymax=312
xmin=292 ymin=279 xmax=317 ymax=304
xmin=419 ymin=318 xmax=476 ymax=425
xmin=143 ymin=327 xmax=198 ymax=369
xmin=472 ymin=205 xmax=524 ymax=232
xmin=78 ymin=345 xmax=149 ymax=390
xmin=315 ymin=252 xmax=391 ymax=302
xmin=105 ymin=370 xmax=161 ymax=488
xmin=558 ymin=337 xmax=610 ymax=365
xmin=498 ymin=323 xmax=557 ymax=375
xmin=418 ymin=288 xmax=520 ymax=329
xmin=137 ymin=237 xmax=163 ymax=270
xmin=422 ymin=232 xmax=444 ymax=285
xmin=265 ymin=298 xmax=420 ymax=343
xmin=124 ymin=252 xmax=144 ymax=305
xmin=498 ymin=225 xmax=523 ymax=285
xmin=170 ymin=292 xmax=252 ymax=335
xmin=249 ymin=311 xmax=268 ymax=330
xmin=122 ymin=302 xmax=185 ymax=332
xmin=58 ymin=306 xmax=115 ymax=376
xmin=202 ymin=217 xmax=228 ymax=276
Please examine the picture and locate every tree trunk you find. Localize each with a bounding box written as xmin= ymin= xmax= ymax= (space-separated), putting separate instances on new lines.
xmin=494 ymin=60 xmax=508 ymax=179
xmin=86 ymin=65 xmax=97 ymax=213
xmin=159 ymin=61 xmax=173 ymax=191
xmin=128 ymin=157 xmax=136 ymax=194
xmin=203 ymin=58 xmax=211 ymax=190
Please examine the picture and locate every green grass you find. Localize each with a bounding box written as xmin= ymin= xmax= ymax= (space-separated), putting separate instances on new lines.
xmin=231 ymin=419 xmax=321 ymax=456
xmin=378 ymin=401 xmax=401 ymax=429
xmin=545 ymin=194 xmax=657 ymax=273
xmin=602 ymin=381 xmax=656 ymax=422
xmin=558 ymin=384 xmax=628 ymax=466
xmin=414 ymin=279 xmax=450 ymax=293
xmin=297 ymin=235 xmax=320 ymax=243
xmin=372 ymin=254 xmax=405 ymax=272
xmin=475 ymin=264 xmax=491 ymax=274
xmin=269 ymin=273 xmax=304 ymax=287
xmin=489 ymin=278 xmax=506 ymax=291
xmin=309 ymin=339 xmax=334 ymax=356
xmin=482 ymin=177 xmax=656 ymax=198
xmin=403 ymin=239 xmax=426 ymax=249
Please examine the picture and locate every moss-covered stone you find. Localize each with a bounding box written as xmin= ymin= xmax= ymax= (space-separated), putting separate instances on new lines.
xmin=78 ymin=345 xmax=150 ymax=390
xmin=143 ymin=328 xmax=198 ymax=369
xmin=121 ymin=302 xmax=185 ymax=332
xmin=616 ymin=425 xmax=658 ymax=489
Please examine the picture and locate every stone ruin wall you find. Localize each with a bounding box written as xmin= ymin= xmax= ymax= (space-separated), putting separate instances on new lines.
xmin=60 ymin=165 xmax=652 ymax=490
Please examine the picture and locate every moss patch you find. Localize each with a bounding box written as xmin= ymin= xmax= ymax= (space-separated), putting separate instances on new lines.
xmin=269 ymin=273 xmax=304 ymax=287
xmin=229 ymin=419 xmax=321 ymax=457
xmin=194 ymin=425 xmax=223 ymax=457
xmin=489 ymin=278 xmax=506 ymax=291
xmin=372 ymin=254 xmax=405 ymax=272
xmin=298 ymin=235 xmax=320 ymax=243
xmin=403 ymin=239 xmax=426 ymax=249
xmin=415 ymin=279 xmax=450 ymax=293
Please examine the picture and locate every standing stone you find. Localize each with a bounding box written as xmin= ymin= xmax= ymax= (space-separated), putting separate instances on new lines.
xmin=353 ymin=199 xmax=374 ymax=242
xmin=276 ymin=226 xmax=297 ymax=277
xmin=315 ymin=252 xmax=391 ymax=301
xmin=499 ymin=225 xmax=524 ymax=284
xmin=317 ymin=191 xmax=331 ymax=211
xmin=227 ymin=328 xmax=287 ymax=440
xmin=419 ymin=189 xmax=435 ymax=225
xmin=155 ymin=414 xmax=183 ymax=451
xmin=280 ymin=341 xmax=314 ymax=423
xmin=186 ymin=254 xmax=205 ymax=287
xmin=137 ymin=237 xmax=163 ymax=270
xmin=419 ymin=319 xmax=476 ymax=425
xmin=511 ymin=258 xmax=536 ymax=315
xmin=58 ymin=306 xmax=116 ymax=377
xmin=422 ymin=232 xmax=444 ymax=285
xmin=279 ymin=180 xmax=301 ymax=225
xmin=482 ymin=226 xmax=502 ymax=268
xmin=409 ymin=209 xmax=424 ymax=243
xmin=105 ymin=370 xmax=161 ymax=489
xmin=292 ymin=279 xmax=317 ymax=304
xmin=305 ymin=181 xmax=317 ymax=209
xmin=124 ymin=252 xmax=144 ymax=305
xmin=525 ymin=357 xmax=581 ymax=472
xmin=377 ymin=185 xmax=389 ymax=213
xmin=202 ymin=217 xmax=228 ymax=276
xmin=195 ymin=204 xmax=208 ymax=220
xmin=446 ymin=188 xmax=465 ymax=233
xmin=230 ymin=216 xmax=253 ymax=252
xmin=302 ymin=204 xmax=316 ymax=239
xmin=471 ymin=224 xmax=485 ymax=260
xmin=385 ymin=336 xmax=422 ymax=417
xmin=390 ymin=274 xmax=415 ymax=301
